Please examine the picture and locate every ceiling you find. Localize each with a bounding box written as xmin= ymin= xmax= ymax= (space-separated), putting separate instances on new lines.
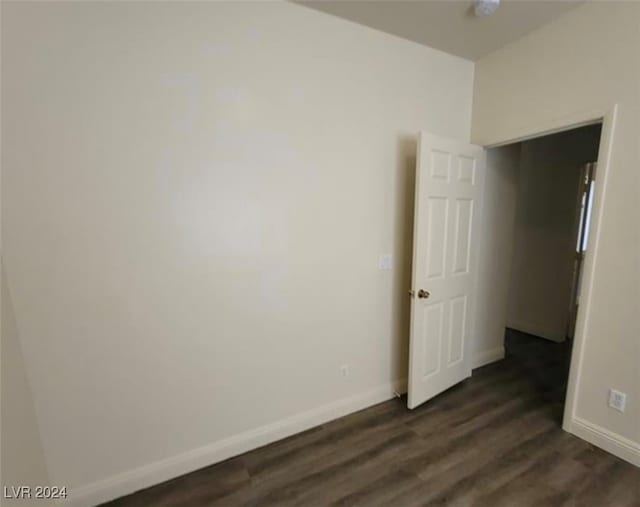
xmin=296 ymin=0 xmax=583 ymax=61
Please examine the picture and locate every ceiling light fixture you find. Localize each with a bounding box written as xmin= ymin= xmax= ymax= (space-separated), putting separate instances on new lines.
xmin=474 ymin=0 xmax=500 ymax=16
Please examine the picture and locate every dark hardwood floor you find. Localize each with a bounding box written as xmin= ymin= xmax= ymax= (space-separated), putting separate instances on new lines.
xmin=104 ymin=331 xmax=639 ymax=506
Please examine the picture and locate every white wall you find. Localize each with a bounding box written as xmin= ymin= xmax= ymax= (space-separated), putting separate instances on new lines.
xmin=1 ymin=263 xmax=51 ymax=506
xmin=473 ymin=1 xmax=640 ymax=462
xmin=507 ymin=126 xmax=601 ymax=342
xmin=1 ymin=1 xmax=474 ymax=503
xmin=473 ymin=144 xmax=521 ymax=365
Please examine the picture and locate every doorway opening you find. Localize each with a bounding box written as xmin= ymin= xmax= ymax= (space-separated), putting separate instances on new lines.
xmin=485 ymin=123 xmax=602 ymax=422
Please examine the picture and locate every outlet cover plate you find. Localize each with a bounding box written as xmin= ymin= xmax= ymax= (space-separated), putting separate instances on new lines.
xmin=608 ymin=389 xmax=626 ymax=412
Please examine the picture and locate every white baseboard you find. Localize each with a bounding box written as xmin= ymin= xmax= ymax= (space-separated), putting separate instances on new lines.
xmin=472 ymin=346 xmax=505 ymax=369
xmin=565 ymin=417 xmax=640 ymax=467
xmin=65 ymin=379 xmax=407 ymax=507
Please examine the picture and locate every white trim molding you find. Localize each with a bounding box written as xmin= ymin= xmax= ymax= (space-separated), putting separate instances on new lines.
xmin=559 ymin=105 xmax=619 ymax=441
xmin=565 ymin=417 xmax=640 ymax=467
xmin=64 ymin=379 xmax=406 ymax=507
xmin=472 ymin=346 xmax=505 ymax=369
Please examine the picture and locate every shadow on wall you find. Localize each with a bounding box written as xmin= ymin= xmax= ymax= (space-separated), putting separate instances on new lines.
xmin=389 ymin=134 xmax=418 ymax=385
xmin=2 ymin=262 xmax=51 ymax=505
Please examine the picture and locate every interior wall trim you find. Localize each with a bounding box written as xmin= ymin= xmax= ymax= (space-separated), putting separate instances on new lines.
xmin=566 ymin=416 xmax=640 ymax=467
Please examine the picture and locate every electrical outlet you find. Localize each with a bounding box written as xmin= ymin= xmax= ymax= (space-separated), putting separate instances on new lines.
xmin=608 ymin=389 xmax=626 ymax=412
xmin=340 ymin=364 xmax=350 ymax=378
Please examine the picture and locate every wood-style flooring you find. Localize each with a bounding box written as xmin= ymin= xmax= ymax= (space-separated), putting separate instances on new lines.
xmin=104 ymin=331 xmax=639 ymax=506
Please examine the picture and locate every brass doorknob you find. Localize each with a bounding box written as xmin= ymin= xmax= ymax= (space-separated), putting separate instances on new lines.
xmin=418 ymin=289 xmax=430 ymax=299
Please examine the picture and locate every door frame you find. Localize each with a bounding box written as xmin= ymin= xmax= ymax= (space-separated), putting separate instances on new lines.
xmin=481 ymin=104 xmax=618 ymax=436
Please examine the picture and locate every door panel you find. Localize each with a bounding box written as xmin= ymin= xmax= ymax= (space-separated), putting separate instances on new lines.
xmin=422 ymin=302 xmax=444 ymax=377
xmin=407 ymin=132 xmax=485 ymax=410
xmin=452 ymin=198 xmax=473 ymax=274
xmin=425 ymin=197 xmax=448 ymax=279
xmin=448 ymin=295 xmax=467 ymax=365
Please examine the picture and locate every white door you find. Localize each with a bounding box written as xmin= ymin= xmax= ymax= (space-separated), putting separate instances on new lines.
xmin=407 ymin=132 xmax=485 ymax=409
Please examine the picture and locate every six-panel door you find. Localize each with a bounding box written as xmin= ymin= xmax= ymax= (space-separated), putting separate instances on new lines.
xmin=407 ymin=132 xmax=485 ymax=409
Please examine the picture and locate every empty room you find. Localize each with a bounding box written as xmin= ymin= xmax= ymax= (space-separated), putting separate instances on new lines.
xmin=2 ymin=1 xmax=638 ymax=506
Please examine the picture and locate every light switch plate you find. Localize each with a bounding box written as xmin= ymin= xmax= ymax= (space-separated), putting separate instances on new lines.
xmin=379 ymin=254 xmax=392 ymax=270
